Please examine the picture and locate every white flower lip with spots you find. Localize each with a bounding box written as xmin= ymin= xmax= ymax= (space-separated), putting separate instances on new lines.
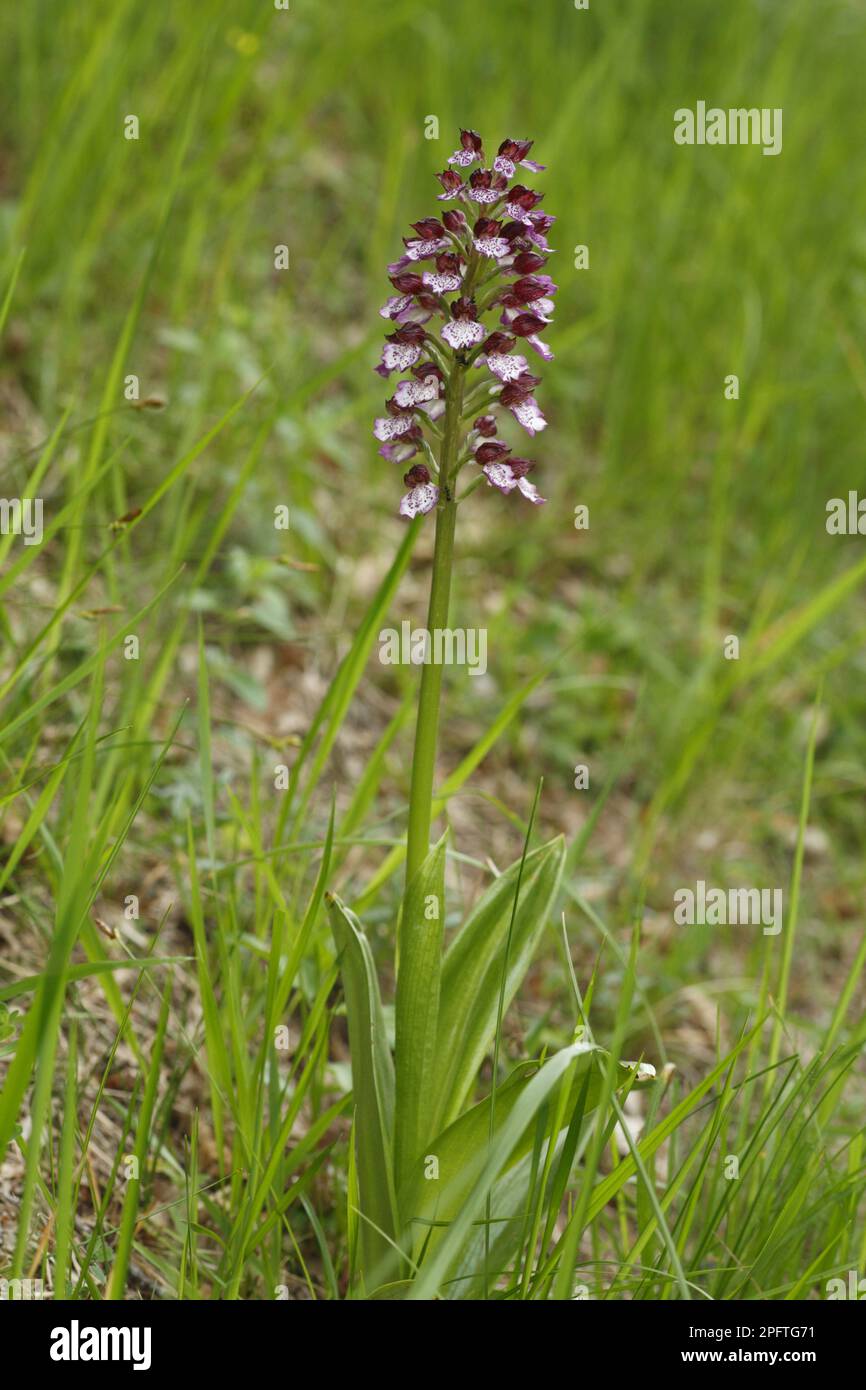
xmin=373 ymin=128 xmax=557 ymax=517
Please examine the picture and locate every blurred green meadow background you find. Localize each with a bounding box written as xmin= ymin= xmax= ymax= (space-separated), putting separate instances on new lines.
xmin=1 ymin=0 xmax=866 ymax=1299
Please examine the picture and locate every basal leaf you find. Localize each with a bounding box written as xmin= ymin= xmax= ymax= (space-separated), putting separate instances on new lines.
xmin=431 ymin=836 xmax=566 ymax=1132
xmin=326 ymin=892 xmax=400 ymax=1283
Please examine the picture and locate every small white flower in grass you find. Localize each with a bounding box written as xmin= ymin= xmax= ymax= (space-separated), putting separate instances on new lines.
xmin=621 ymin=1060 xmax=657 ymax=1082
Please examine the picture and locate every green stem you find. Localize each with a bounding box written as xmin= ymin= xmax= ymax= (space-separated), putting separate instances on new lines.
xmin=403 ymin=363 xmax=465 ymax=895
xmin=402 ymin=248 xmax=483 ymax=898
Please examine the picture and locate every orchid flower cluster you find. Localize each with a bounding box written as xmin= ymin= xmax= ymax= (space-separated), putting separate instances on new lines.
xmin=374 ymin=130 xmax=556 ymax=518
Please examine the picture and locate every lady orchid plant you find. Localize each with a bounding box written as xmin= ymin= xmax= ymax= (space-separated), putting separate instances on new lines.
xmin=327 ymin=134 xmax=651 ymax=1296
xmin=374 ymin=130 xmax=557 ymax=898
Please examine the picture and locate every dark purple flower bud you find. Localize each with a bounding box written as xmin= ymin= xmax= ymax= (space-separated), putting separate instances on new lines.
xmin=390 ymin=272 xmax=425 ymax=294
xmin=482 ymin=332 xmax=516 ymax=355
xmin=500 ymin=221 xmax=529 ymax=242
xmin=473 ymin=217 xmax=502 ymax=239
xmin=411 ymin=217 xmax=444 ymax=240
xmin=404 ymin=464 xmax=431 ymax=486
xmin=510 ymin=313 xmax=548 ymax=338
xmin=459 ymin=129 xmax=484 ymax=155
xmin=437 ymin=169 xmax=464 ymax=198
xmin=507 ymin=457 xmax=534 ymax=478
xmin=514 ymin=370 xmax=543 ymax=390
xmin=529 ymin=212 xmax=556 ymax=234
xmin=443 ymin=208 xmax=468 ymax=233
xmin=391 ymin=322 xmax=427 ymax=345
xmin=450 ymin=296 xmax=478 ymax=321
xmin=498 ymin=138 xmax=534 ymax=163
xmin=413 ymin=360 xmax=444 ymax=384
xmin=508 ymin=185 xmax=544 ymax=213
xmin=499 ymin=381 xmax=532 ymax=407
xmin=510 ymin=275 xmax=549 ymax=304
xmin=474 ymin=415 xmax=498 ymax=437
xmin=475 ymin=440 xmax=511 ymax=465
xmin=512 ymin=251 xmax=547 ymax=274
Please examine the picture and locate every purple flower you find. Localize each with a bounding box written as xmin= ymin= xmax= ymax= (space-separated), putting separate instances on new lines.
xmin=421 ymin=252 xmax=464 ymax=295
xmin=466 ymin=168 xmax=508 ymax=205
xmin=436 ymin=169 xmax=465 ymax=201
xmin=472 ymin=217 xmax=511 ymax=260
xmin=374 ymin=129 xmax=555 ymax=515
xmin=441 ymin=297 xmax=485 ymax=351
xmin=392 ymin=377 xmax=440 ymax=409
xmin=446 ymin=128 xmax=484 ymax=168
xmin=379 ymin=439 xmax=420 ymax=465
xmin=400 ymin=465 xmax=439 ymax=518
xmin=511 ymin=250 xmax=547 ymax=274
xmin=492 ymin=138 xmax=546 ymax=178
xmin=443 ymin=209 xmax=468 ymax=234
xmin=377 ymin=341 xmax=422 ymax=376
xmin=482 ymin=457 xmax=546 ymax=504
xmin=374 ymin=413 xmax=417 ymax=442
xmin=480 ymin=351 xmax=530 ymax=383
xmin=502 ymin=184 xmax=545 ymax=224
xmin=376 ymin=323 xmax=427 ymax=378
xmin=500 ymin=378 xmax=547 ymax=436
xmin=475 ymin=440 xmax=512 ymax=465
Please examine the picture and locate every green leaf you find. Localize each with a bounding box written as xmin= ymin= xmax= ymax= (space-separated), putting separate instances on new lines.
xmin=408 ymin=1040 xmax=587 ymax=1300
xmin=400 ymin=1045 xmax=600 ymax=1243
xmin=431 ymin=836 xmax=566 ymax=1132
xmin=326 ymin=892 xmax=400 ymax=1285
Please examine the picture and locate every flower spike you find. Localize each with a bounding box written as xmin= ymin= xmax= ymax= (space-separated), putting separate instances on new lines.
xmin=374 ymin=129 xmax=556 ymax=515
